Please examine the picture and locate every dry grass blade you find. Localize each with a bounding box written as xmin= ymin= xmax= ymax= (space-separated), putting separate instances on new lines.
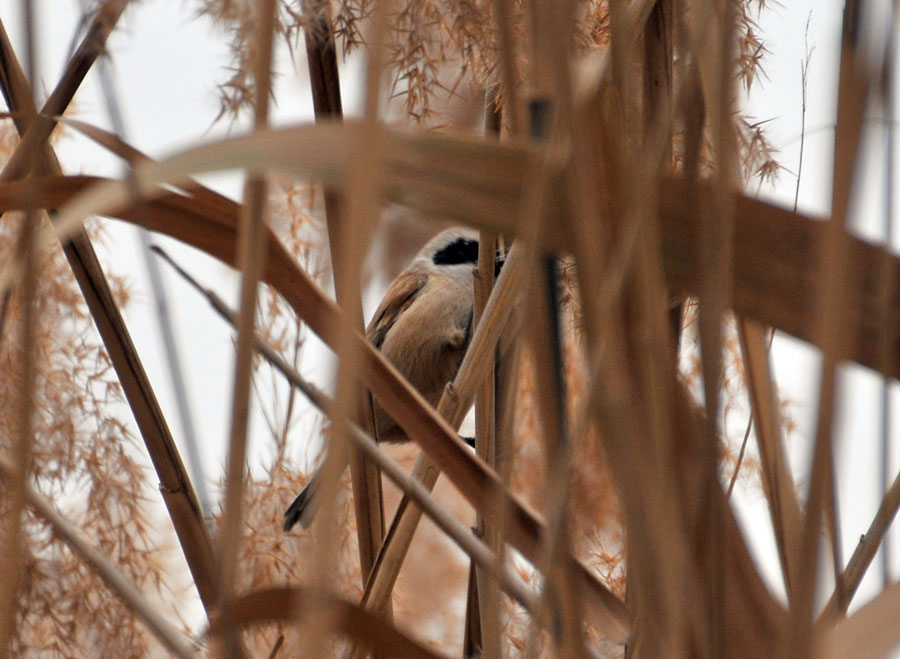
xmin=216 ymin=1 xmax=277 ymax=645
xmin=737 ymin=319 xmax=802 ymax=600
xmin=0 ymin=456 xmax=196 ymax=658
xmin=0 ymin=124 xmax=543 ymax=297
xmin=208 ymin=587 xmax=447 ymax=659
xmin=657 ymin=176 xmax=900 ymax=380
xmin=17 ymin=153 xmax=900 ymax=377
xmin=54 ymin=116 xmax=149 ymax=164
xmin=5 ymin=169 xmax=900 ymax=379
xmin=5 ymin=123 xmax=899 ymax=379
xmin=818 ymin=462 xmax=900 ymax=621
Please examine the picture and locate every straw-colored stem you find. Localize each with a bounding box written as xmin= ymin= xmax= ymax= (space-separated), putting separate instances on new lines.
xmin=307 ymin=5 xmax=394 ymax=657
xmin=791 ymin=3 xmax=867 ymax=654
xmin=819 ymin=460 xmax=900 ymax=621
xmin=465 ymin=97 xmax=503 ymax=659
xmin=216 ymin=2 xmax=276 ymax=655
xmin=489 ymin=0 xmax=523 ymax=136
xmin=737 ymin=319 xmax=802 ymax=600
xmin=693 ymin=2 xmax=738 ymax=652
xmin=519 ymin=13 xmax=587 ymax=648
xmin=0 ymin=67 xmax=37 ymax=659
xmin=472 ymin=227 xmax=501 ymax=657
xmin=302 ymin=1 xmax=386 ymax=587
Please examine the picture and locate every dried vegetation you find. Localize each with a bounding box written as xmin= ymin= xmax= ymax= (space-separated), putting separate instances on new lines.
xmin=0 ymin=0 xmax=897 ymax=657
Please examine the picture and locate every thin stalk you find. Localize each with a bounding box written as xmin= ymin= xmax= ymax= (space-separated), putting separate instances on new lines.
xmin=216 ymin=1 xmax=276 ymax=656
xmin=465 ymin=95 xmax=502 ymax=659
xmin=791 ymin=2 xmax=866 ymax=654
xmin=0 ymin=3 xmax=38 ymax=649
xmin=794 ymin=12 xmax=814 ymax=214
xmin=305 ymin=3 xmax=393 ymax=657
xmin=880 ymin=0 xmax=898 ymax=588
xmin=736 ymin=320 xmax=802 ymax=601
xmin=301 ymin=0 xmax=386 ymax=587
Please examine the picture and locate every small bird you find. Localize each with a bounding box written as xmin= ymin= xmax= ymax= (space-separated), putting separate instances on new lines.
xmin=284 ymin=226 xmax=496 ymax=531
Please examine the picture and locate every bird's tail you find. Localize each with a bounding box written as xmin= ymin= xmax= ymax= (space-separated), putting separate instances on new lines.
xmin=283 ymin=468 xmax=321 ymax=532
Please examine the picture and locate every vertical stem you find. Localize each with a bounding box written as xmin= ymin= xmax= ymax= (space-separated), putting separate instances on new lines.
xmin=306 ymin=3 xmax=392 ymax=656
xmin=302 ymin=1 xmax=386 ymax=586
xmin=0 ymin=2 xmax=38 ymax=650
xmin=880 ymin=0 xmax=898 ymax=588
xmin=699 ymin=2 xmax=738 ymax=653
xmin=216 ymin=0 xmax=276 ymax=655
xmin=792 ymin=1 xmax=865 ymax=654
xmin=467 ymin=95 xmax=501 ymax=659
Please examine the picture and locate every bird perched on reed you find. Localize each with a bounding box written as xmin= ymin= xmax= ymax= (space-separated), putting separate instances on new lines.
xmin=284 ymin=226 xmax=498 ymax=531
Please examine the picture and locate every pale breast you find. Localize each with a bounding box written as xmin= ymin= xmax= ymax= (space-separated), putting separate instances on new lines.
xmin=372 ymin=268 xmax=473 ymax=442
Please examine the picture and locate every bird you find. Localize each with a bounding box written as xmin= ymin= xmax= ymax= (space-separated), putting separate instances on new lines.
xmin=283 ymin=226 xmax=498 ymax=531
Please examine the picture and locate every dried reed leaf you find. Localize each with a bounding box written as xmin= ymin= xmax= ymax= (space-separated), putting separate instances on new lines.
xmin=657 ymin=176 xmax=900 ymax=380
xmin=0 ymin=123 xmax=543 ymax=282
xmin=54 ymin=116 xmax=149 ymax=164
xmin=737 ymin=319 xmax=802 ymax=599
xmin=4 ymin=168 xmax=900 ymax=382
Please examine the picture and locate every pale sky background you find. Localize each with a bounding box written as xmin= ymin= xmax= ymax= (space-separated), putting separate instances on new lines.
xmin=1 ymin=0 xmax=899 ymax=642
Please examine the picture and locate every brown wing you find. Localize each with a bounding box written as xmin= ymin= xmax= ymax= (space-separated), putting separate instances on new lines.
xmin=366 ymin=269 xmax=426 ymax=349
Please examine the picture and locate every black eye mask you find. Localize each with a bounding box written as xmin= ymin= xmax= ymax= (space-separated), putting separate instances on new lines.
xmin=432 ymin=235 xmax=506 ymax=278
xmin=432 ymin=237 xmax=480 ymax=266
